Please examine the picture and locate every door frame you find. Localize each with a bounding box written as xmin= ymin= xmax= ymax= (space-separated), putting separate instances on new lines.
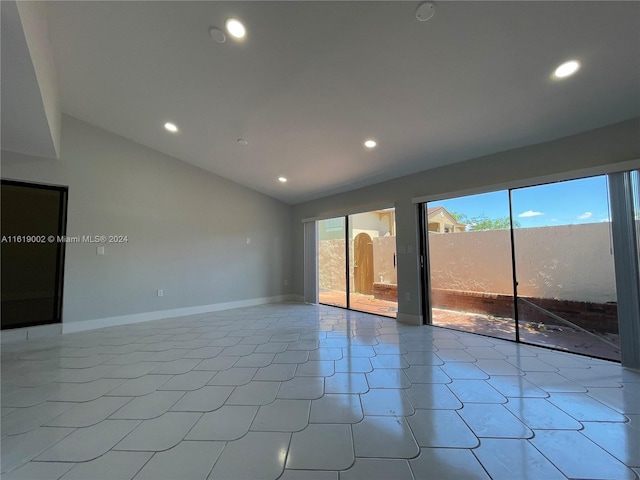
xmin=1 ymin=179 xmax=69 ymax=329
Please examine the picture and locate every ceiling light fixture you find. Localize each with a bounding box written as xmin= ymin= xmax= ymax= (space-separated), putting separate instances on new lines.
xmin=209 ymin=27 xmax=226 ymax=44
xmin=364 ymin=139 xmax=377 ymax=149
xmin=415 ymin=2 xmax=436 ymax=22
xmin=225 ymin=18 xmax=246 ymax=39
xmin=554 ymin=60 xmax=581 ymax=78
xmin=164 ymin=122 xmax=178 ymax=133
xmin=278 ymin=177 xmax=288 ymax=183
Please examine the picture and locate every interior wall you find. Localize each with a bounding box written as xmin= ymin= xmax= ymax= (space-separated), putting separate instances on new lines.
xmin=0 ymin=116 xmax=293 ymax=326
xmin=292 ymin=118 xmax=640 ymax=324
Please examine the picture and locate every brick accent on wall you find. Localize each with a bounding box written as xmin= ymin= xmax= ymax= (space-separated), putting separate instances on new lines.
xmin=430 ymin=288 xmax=618 ymax=334
xmin=372 ymin=283 xmax=397 ymax=302
xmin=430 ymin=289 xmax=515 ymax=319
xmin=373 ymin=284 xmax=618 ymax=334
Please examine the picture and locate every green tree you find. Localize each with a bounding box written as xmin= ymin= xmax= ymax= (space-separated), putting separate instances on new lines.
xmin=450 ymin=211 xmax=520 ymax=231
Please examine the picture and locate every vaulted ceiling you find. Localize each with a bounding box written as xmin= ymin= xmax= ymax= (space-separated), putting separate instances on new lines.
xmin=3 ymin=1 xmax=639 ymax=204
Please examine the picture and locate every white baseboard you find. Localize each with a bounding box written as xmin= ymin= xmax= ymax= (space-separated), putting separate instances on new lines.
xmin=396 ymin=312 xmax=422 ymax=326
xmin=1 ymin=323 xmax=63 ymax=344
xmin=62 ymin=294 xmax=300 ymax=334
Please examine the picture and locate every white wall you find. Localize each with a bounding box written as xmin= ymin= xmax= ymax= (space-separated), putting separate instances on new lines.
xmin=293 ymin=118 xmax=640 ymax=324
xmin=1 ymin=116 xmax=293 ymax=327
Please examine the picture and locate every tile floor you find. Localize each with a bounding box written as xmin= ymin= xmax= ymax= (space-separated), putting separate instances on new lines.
xmin=1 ymin=303 xmax=639 ymax=480
xmin=319 ymin=289 xmax=621 ymax=361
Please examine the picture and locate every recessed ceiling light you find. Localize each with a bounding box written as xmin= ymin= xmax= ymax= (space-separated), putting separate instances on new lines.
xmin=415 ymin=2 xmax=436 ymax=22
xmin=554 ymin=60 xmax=581 ymax=78
xmin=164 ymin=122 xmax=178 ymax=133
xmin=364 ymin=139 xmax=377 ymax=148
xmin=209 ymin=27 xmax=226 ymax=44
xmin=225 ymin=18 xmax=246 ymax=39
xmin=237 ymin=138 xmax=248 ymax=146
xmin=278 ymin=177 xmax=287 ymax=183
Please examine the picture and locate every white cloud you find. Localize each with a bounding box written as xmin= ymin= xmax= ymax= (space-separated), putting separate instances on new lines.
xmin=518 ymin=210 xmax=544 ymax=218
xmin=578 ymin=212 xmax=593 ymax=220
xmin=600 ymin=217 xmax=610 ymax=222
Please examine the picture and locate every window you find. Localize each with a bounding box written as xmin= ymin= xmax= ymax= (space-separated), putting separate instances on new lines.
xmin=421 ymin=174 xmax=629 ymax=362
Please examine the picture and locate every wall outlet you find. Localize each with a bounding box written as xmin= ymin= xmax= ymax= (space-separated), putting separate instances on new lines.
xmin=246 ymin=237 xmax=251 ymax=244
xmin=157 ymin=289 xmax=163 ymax=297
xmin=97 ymin=246 xmax=105 ymax=255
xmin=405 ymin=292 xmax=411 ymax=301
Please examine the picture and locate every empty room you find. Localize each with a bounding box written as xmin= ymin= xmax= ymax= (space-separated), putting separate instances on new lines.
xmin=1 ymin=1 xmax=639 ymax=479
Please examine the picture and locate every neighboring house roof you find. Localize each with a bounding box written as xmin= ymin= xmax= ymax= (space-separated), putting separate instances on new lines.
xmin=427 ymin=206 xmax=467 ymax=229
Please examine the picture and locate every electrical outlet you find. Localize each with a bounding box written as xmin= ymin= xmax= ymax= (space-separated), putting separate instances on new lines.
xmin=246 ymin=237 xmax=251 ymax=244
xmin=157 ymin=289 xmax=163 ymax=297
xmin=97 ymin=246 xmax=105 ymax=255
xmin=405 ymin=292 xmax=411 ymax=301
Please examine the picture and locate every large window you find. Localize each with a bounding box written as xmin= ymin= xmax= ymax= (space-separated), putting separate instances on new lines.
xmin=422 ymin=174 xmax=623 ymax=361
xmin=318 ymin=209 xmax=397 ymax=317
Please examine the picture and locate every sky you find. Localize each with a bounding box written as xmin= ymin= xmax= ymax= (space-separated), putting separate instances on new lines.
xmin=431 ymin=175 xmax=611 ymax=228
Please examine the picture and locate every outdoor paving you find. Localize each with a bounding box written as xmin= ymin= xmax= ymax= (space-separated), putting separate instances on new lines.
xmin=319 ymin=291 xmax=398 ymax=318
xmin=319 ymin=290 xmax=621 ymax=362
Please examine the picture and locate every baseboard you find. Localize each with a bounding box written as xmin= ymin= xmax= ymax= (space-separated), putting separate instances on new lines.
xmin=62 ymin=294 xmax=299 ymax=334
xmin=1 ymin=323 xmax=63 ymax=344
xmin=396 ymin=312 xmax=422 ymax=326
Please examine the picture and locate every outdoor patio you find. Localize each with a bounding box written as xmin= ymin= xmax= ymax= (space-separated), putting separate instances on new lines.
xmin=319 ymin=290 xmax=621 ymax=362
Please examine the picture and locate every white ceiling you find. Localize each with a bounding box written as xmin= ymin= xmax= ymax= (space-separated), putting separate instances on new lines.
xmin=21 ymin=2 xmax=640 ymax=203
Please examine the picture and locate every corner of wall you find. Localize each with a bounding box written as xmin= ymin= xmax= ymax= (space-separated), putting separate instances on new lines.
xmin=396 ymin=312 xmax=422 ymax=326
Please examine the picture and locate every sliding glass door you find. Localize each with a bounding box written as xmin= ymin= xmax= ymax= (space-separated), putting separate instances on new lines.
xmin=423 ymin=174 xmax=625 ymax=361
xmin=511 ymin=176 xmax=620 ymax=359
xmin=426 ymin=191 xmax=516 ymax=341
xmin=318 ymin=217 xmax=347 ymax=308
xmin=318 ymin=209 xmax=397 ymax=317
xmin=349 ymin=210 xmax=397 ymax=317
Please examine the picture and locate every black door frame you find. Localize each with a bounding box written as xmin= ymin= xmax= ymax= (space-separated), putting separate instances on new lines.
xmin=1 ymin=179 xmax=69 ymax=329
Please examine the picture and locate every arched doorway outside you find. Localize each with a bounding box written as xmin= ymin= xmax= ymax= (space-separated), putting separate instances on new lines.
xmin=354 ymin=233 xmax=374 ymax=294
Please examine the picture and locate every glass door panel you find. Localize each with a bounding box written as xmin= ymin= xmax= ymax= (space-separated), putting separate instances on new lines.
xmin=425 ymin=191 xmax=516 ymax=341
xmin=318 ymin=217 xmax=347 ymax=308
xmin=349 ymin=209 xmax=397 ymax=318
xmin=511 ymin=176 xmax=621 ymax=361
xmin=1 ymin=181 xmax=67 ymax=330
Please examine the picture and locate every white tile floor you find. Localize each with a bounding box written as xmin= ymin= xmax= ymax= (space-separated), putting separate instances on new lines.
xmin=1 ymin=303 xmax=639 ymax=480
